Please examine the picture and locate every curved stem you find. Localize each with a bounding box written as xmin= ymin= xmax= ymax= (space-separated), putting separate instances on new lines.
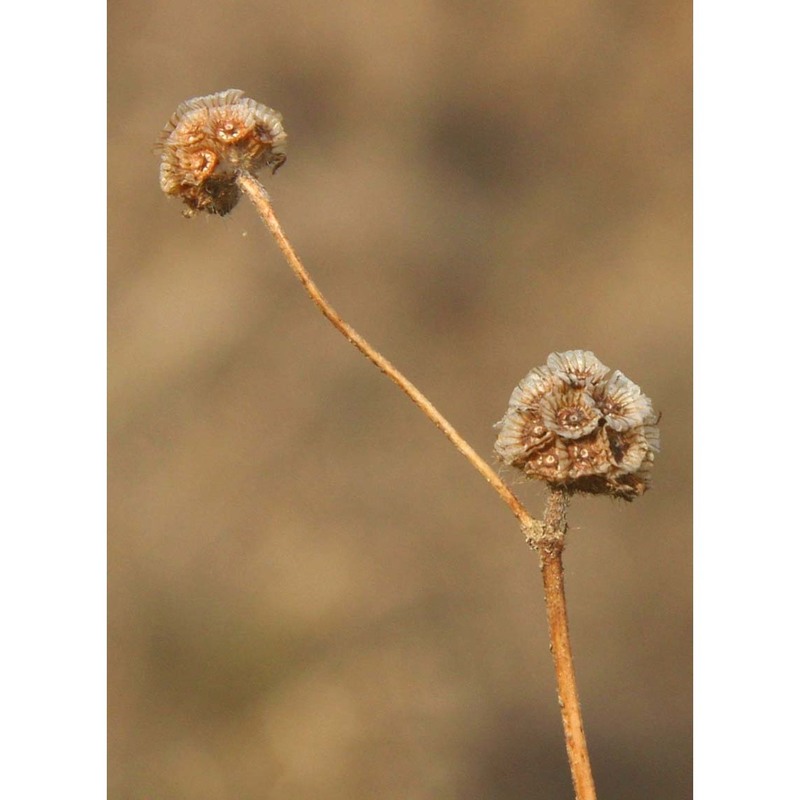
xmin=236 ymin=170 xmax=539 ymax=537
xmin=539 ymin=488 xmax=597 ymax=800
xmin=235 ymin=171 xmax=596 ymax=798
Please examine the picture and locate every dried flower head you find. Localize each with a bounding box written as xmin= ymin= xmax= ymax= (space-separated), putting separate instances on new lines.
xmin=494 ymin=351 xmax=660 ymax=500
xmin=158 ymin=89 xmax=287 ymax=217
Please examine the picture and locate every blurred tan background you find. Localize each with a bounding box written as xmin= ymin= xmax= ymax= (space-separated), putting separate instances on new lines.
xmin=109 ymin=1 xmax=691 ymax=797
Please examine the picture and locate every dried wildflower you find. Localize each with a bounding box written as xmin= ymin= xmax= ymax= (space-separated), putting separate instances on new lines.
xmin=494 ymin=351 xmax=660 ymax=500
xmin=158 ymin=89 xmax=287 ymax=217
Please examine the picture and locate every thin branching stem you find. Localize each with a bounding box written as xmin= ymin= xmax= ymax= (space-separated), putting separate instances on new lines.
xmin=236 ymin=170 xmax=538 ymax=536
xmin=235 ymin=168 xmax=597 ymax=800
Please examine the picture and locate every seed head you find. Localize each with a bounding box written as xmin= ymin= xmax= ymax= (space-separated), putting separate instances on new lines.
xmin=157 ymin=89 xmax=287 ymax=217
xmin=494 ymin=351 xmax=660 ymax=500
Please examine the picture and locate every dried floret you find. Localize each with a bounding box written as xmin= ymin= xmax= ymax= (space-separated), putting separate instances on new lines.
xmin=539 ymin=388 xmax=602 ymax=439
xmin=546 ymin=350 xmax=610 ymax=389
xmin=494 ymin=407 xmax=554 ymax=465
xmin=595 ymin=370 xmax=657 ymax=432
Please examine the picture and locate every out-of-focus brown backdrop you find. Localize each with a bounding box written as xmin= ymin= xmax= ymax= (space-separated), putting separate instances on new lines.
xmin=109 ymin=1 xmax=691 ymax=797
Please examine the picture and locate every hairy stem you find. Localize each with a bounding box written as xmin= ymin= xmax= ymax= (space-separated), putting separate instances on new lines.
xmin=538 ymin=488 xmax=597 ymax=800
xmin=236 ymin=170 xmax=539 ymax=537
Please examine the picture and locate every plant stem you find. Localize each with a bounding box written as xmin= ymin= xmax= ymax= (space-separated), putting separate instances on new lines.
xmin=236 ymin=170 xmax=538 ymax=537
xmin=538 ymin=487 xmax=597 ymax=800
xmin=235 ymin=169 xmax=596 ymax=799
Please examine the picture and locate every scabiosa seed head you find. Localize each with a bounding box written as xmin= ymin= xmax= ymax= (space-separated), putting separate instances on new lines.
xmin=157 ymin=89 xmax=287 ymax=217
xmin=494 ymin=351 xmax=660 ymax=500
